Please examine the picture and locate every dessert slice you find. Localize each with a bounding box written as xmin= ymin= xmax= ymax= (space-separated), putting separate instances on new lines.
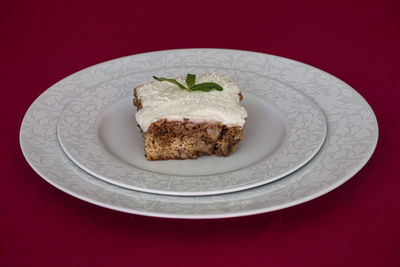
xmin=133 ymin=74 xmax=248 ymax=160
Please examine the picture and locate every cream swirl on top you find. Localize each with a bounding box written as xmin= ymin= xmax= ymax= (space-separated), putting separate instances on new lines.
xmin=135 ymin=74 xmax=248 ymax=132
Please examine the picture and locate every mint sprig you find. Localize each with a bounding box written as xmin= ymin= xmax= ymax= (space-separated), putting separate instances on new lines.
xmin=153 ymin=74 xmax=223 ymax=92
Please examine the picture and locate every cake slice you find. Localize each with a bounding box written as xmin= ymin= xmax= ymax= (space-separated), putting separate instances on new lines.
xmin=133 ymin=74 xmax=248 ymax=160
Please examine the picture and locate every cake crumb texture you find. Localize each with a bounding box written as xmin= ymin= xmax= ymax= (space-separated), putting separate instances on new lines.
xmin=140 ymin=119 xmax=244 ymax=160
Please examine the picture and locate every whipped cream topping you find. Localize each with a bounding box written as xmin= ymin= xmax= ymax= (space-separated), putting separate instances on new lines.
xmin=134 ymin=74 xmax=248 ymax=132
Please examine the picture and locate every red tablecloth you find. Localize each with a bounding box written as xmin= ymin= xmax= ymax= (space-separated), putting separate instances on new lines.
xmin=2 ymin=0 xmax=399 ymax=266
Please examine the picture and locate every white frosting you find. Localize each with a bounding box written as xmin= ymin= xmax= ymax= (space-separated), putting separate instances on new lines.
xmin=135 ymin=74 xmax=248 ymax=132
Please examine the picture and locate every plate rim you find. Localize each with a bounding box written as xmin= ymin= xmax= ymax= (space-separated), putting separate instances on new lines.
xmin=19 ymin=48 xmax=379 ymax=219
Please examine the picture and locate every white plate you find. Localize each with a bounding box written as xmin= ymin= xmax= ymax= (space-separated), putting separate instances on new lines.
xmin=20 ymin=49 xmax=378 ymax=219
xmin=57 ymin=71 xmax=326 ymax=196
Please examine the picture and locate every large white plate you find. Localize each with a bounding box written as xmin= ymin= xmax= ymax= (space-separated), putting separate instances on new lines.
xmin=20 ymin=49 xmax=378 ymax=219
xmin=57 ymin=71 xmax=327 ymax=196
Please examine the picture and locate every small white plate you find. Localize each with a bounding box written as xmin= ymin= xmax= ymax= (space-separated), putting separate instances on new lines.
xmin=20 ymin=49 xmax=378 ymax=219
xmin=57 ymin=72 xmax=326 ymax=196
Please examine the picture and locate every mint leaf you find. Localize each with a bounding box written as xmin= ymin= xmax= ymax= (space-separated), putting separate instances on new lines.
xmin=153 ymin=75 xmax=223 ymax=92
xmin=186 ymin=73 xmax=196 ymax=88
xmin=189 ymin=82 xmax=223 ymax=92
xmin=153 ymin=76 xmax=187 ymax=89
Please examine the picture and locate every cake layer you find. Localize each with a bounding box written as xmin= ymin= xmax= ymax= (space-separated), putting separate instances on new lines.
xmin=141 ymin=119 xmax=244 ymax=160
xmin=134 ymin=74 xmax=248 ymax=132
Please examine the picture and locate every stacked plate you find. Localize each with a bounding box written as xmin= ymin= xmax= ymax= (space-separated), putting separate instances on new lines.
xmin=20 ymin=49 xmax=378 ymax=219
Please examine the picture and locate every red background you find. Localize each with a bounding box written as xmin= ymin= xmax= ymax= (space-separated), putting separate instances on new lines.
xmin=2 ymin=0 xmax=399 ymax=266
